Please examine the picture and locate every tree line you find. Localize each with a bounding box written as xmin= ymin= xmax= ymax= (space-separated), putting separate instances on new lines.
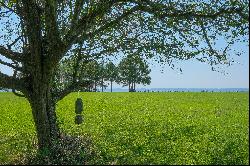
xmin=56 ymin=54 xmax=151 ymax=92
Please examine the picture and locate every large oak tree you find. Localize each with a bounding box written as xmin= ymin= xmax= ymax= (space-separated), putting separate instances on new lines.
xmin=0 ymin=0 xmax=248 ymax=156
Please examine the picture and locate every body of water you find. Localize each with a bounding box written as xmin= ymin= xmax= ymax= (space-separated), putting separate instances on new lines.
xmin=101 ymin=88 xmax=249 ymax=92
xmin=1 ymin=88 xmax=248 ymax=93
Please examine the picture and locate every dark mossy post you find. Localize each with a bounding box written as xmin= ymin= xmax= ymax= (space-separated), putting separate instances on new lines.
xmin=75 ymin=98 xmax=83 ymax=124
xmin=75 ymin=114 xmax=83 ymax=124
xmin=75 ymin=98 xmax=83 ymax=114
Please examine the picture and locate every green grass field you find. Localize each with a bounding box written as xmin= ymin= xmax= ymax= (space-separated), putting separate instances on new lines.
xmin=0 ymin=92 xmax=249 ymax=165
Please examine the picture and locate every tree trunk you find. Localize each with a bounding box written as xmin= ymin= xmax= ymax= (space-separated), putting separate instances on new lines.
xmin=110 ymin=80 xmax=113 ymax=92
xmin=94 ymin=81 xmax=97 ymax=92
xmin=130 ymin=81 xmax=134 ymax=92
xmin=102 ymin=77 xmax=104 ymax=92
xmin=27 ymin=80 xmax=60 ymax=152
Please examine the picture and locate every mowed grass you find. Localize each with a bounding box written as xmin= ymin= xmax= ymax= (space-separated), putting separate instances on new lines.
xmin=0 ymin=92 xmax=249 ymax=165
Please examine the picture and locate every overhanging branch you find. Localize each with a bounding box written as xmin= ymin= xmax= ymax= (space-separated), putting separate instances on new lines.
xmin=0 ymin=45 xmax=24 ymax=62
xmin=62 ymin=1 xmax=126 ymax=56
xmin=55 ymin=80 xmax=92 ymax=101
xmin=0 ymin=59 xmax=24 ymax=72
xmin=0 ymin=71 xmax=25 ymax=91
xmin=76 ymin=5 xmax=140 ymax=43
xmin=131 ymin=0 xmax=248 ymax=21
xmin=200 ymin=21 xmax=219 ymax=56
xmin=7 ymin=36 xmax=23 ymax=49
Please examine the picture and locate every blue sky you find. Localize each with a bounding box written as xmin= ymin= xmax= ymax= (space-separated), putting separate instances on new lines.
xmin=147 ymin=53 xmax=249 ymax=88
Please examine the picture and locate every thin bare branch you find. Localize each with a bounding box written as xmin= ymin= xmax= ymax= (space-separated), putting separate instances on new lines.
xmin=200 ymin=21 xmax=218 ymax=56
xmin=0 ymin=59 xmax=24 ymax=71
xmin=7 ymin=36 xmax=23 ymax=49
xmin=0 ymin=1 xmax=16 ymax=13
xmin=0 ymin=0 xmax=25 ymax=17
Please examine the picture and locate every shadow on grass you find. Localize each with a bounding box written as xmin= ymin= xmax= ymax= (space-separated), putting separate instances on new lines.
xmin=13 ymin=133 xmax=101 ymax=165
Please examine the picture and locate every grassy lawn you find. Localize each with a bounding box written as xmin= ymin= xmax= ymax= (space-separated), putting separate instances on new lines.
xmin=0 ymin=92 xmax=249 ymax=165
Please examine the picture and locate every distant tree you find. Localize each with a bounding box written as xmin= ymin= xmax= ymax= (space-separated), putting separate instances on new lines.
xmin=118 ymin=55 xmax=151 ymax=92
xmin=53 ymin=50 xmax=96 ymax=93
xmin=55 ymin=53 xmax=111 ymax=92
xmin=99 ymin=59 xmax=106 ymax=92
xmin=87 ymin=60 xmax=101 ymax=92
xmin=105 ymin=62 xmax=118 ymax=92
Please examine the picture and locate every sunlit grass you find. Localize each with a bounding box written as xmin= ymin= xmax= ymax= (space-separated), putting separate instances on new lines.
xmin=0 ymin=92 xmax=249 ymax=164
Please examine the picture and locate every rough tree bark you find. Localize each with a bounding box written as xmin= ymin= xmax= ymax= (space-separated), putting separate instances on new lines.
xmin=18 ymin=0 xmax=61 ymax=150
xmin=27 ymin=81 xmax=60 ymax=150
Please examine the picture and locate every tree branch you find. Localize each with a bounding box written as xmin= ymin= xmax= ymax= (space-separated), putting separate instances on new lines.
xmin=0 ymin=71 xmax=25 ymax=91
xmin=132 ymin=0 xmax=248 ymax=21
xmin=76 ymin=5 xmax=140 ymax=43
xmin=200 ymin=21 xmax=219 ymax=56
xmin=55 ymin=80 xmax=92 ymax=101
xmin=45 ymin=0 xmax=62 ymax=49
xmin=0 ymin=0 xmax=25 ymax=17
xmin=62 ymin=1 xmax=119 ymax=55
xmin=7 ymin=36 xmax=23 ymax=49
xmin=0 ymin=45 xmax=24 ymax=62
xmin=159 ymin=7 xmax=245 ymax=20
xmin=0 ymin=59 xmax=24 ymax=72
xmin=70 ymin=0 xmax=84 ymax=27
xmin=0 ymin=1 xmax=16 ymax=14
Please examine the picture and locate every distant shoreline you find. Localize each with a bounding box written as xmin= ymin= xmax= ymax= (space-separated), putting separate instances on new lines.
xmin=93 ymin=88 xmax=249 ymax=92
xmin=1 ymin=88 xmax=248 ymax=93
xmin=3 ymin=88 xmax=249 ymax=93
